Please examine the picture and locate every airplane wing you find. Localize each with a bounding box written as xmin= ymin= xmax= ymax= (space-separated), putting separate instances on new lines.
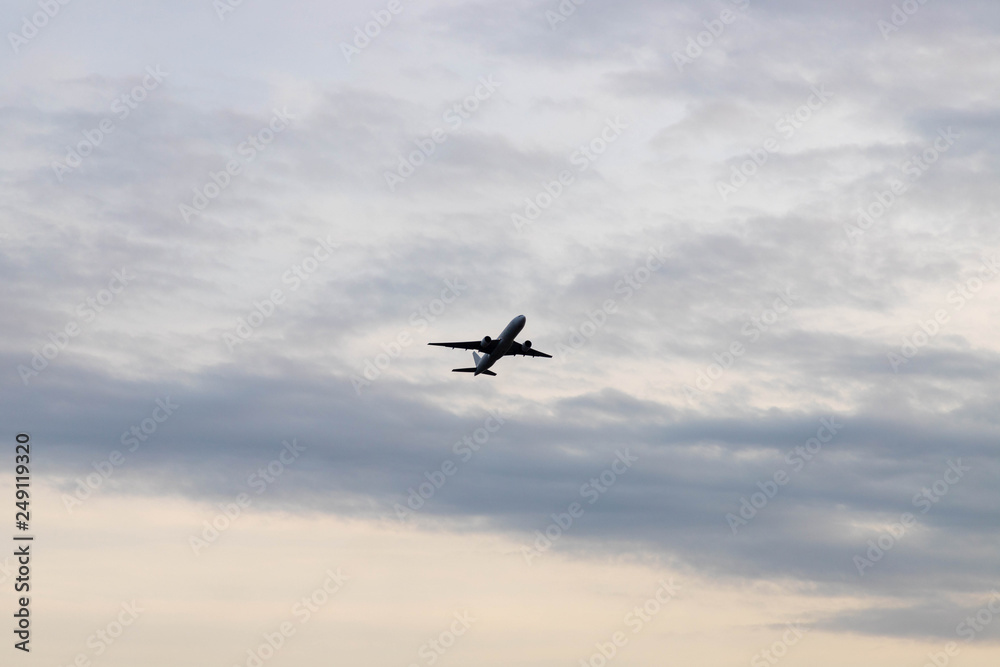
xmin=507 ymin=341 xmax=552 ymax=358
xmin=428 ymin=340 xmax=498 ymax=353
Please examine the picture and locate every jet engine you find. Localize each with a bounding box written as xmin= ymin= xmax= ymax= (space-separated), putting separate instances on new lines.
xmin=481 ymin=336 xmax=492 ymax=348
xmin=522 ymin=340 xmax=532 ymax=350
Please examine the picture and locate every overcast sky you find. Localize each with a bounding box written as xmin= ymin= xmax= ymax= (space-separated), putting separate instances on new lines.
xmin=2 ymin=0 xmax=1000 ymax=665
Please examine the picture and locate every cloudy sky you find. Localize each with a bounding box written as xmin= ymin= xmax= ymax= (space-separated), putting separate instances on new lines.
xmin=2 ymin=0 xmax=1000 ymax=665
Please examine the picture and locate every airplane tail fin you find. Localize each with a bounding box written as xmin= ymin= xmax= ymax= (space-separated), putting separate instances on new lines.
xmin=452 ymin=351 xmax=495 ymax=375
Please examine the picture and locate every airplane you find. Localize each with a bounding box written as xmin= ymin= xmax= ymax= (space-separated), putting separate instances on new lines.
xmin=428 ymin=314 xmax=552 ymax=376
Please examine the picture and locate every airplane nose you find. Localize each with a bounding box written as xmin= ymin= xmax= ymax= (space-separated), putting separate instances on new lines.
xmin=517 ymin=315 xmax=526 ymax=323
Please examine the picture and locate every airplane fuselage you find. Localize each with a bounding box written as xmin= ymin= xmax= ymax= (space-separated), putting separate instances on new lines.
xmin=476 ymin=314 xmax=525 ymax=375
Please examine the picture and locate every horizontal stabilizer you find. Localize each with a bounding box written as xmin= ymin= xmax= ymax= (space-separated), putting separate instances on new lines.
xmin=451 ymin=368 xmax=497 ymax=376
